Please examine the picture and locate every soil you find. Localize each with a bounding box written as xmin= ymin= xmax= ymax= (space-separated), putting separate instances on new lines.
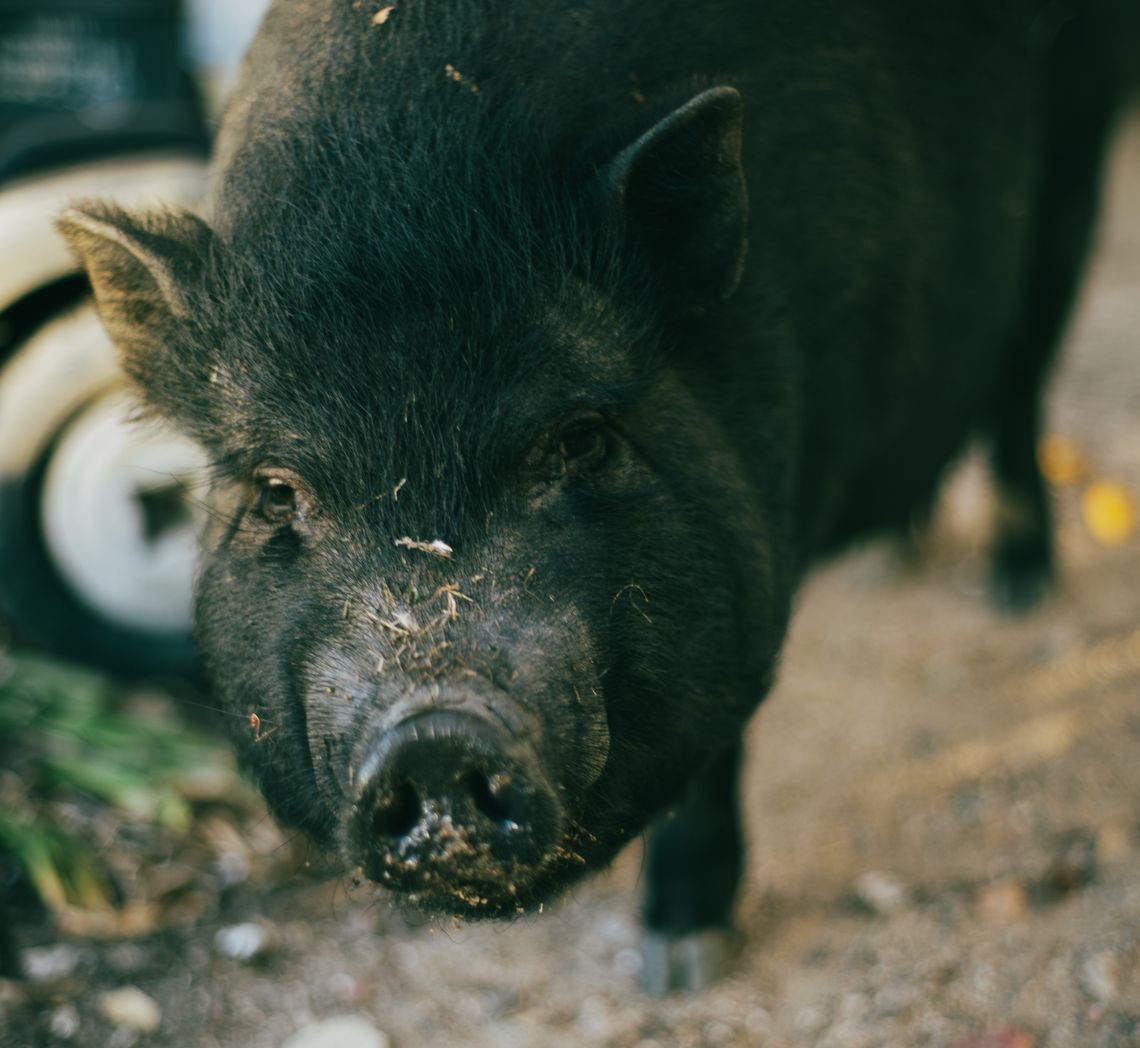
xmin=2 ymin=112 xmax=1140 ymax=1048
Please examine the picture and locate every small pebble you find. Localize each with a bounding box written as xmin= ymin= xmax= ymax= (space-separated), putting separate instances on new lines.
xmin=21 ymin=944 xmax=80 ymax=982
xmin=853 ymin=870 xmax=908 ymax=915
xmin=281 ymin=1015 xmax=390 ymax=1048
xmin=99 ymin=987 xmax=162 ymax=1033
xmin=976 ymin=879 xmax=1028 ymax=922
xmin=213 ymin=921 xmax=278 ymax=962
xmin=212 ymin=850 xmax=252 ymax=888
xmin=49 ymin=1003 xmax=80 ymax=1040
xmin=1080 ymin=951 xmax=1118 ymax=1004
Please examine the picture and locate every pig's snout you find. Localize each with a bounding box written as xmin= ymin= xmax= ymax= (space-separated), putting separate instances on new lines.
xmin=349 ymin=710 xmax=563 ymax=899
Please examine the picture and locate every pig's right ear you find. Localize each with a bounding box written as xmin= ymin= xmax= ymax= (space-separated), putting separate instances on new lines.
xmin=604 ymin=86 xmax=748 ymax=308
xmin=57 ymin=203 xmax=212 ymax=410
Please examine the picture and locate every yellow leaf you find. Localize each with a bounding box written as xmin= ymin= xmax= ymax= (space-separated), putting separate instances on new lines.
xmin=1082 ymin=481 xmax=1136 ymax=546
xmin=1038 ymin=434 xmax=1086 ymax=487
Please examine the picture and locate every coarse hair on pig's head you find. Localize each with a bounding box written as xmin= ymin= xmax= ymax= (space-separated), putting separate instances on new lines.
xmin=57 ymin=82 xmax=785 ymax=916
xmin=58 ymin=81 xmax=751 ymax=565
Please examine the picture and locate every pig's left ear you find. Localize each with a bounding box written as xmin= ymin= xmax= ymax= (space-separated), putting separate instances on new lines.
xmin=605 ymin=86 xmax=748 ymax=306
xmin=57 ymin=203 xmax=212 ymax=407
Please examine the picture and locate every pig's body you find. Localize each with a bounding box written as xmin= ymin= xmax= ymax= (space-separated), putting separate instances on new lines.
xmin=63 ymin=0 xmax=1133 ymax=989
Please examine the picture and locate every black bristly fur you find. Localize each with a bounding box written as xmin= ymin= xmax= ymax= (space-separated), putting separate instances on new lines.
xmin=59 ymin=0 xmax=1135 ymax=990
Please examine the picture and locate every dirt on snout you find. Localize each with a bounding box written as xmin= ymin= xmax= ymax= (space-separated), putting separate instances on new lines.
xmin=3 ymin=112 xmax=1140 ymax=1048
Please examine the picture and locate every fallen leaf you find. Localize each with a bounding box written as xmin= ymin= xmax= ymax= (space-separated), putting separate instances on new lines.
xmin=1038 ymin=434 xmax=1086 ymax=487
xmin=976 ymin=879 xmax=1028 ymax=922
xmin=1081 ymin=480 xmax=1135 ymax=546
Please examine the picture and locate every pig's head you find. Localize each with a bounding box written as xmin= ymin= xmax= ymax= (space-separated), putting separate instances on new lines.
xmin=61 ymin=87 xmax=790 ymax=916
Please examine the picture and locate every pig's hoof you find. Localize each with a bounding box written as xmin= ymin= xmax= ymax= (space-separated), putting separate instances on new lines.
xmin=989 ymin=551 xmax=1053 ymax=614
xmin=638 ymin=928 xmax=733 ymax=994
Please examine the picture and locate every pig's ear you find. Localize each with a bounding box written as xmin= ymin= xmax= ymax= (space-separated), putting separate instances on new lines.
xmin=57 ymin=203 xmax=211 ymax=399
xmin=605 ymin=86 xmax=748 ymax=306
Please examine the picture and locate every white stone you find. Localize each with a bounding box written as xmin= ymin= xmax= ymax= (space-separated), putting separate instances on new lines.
xmin=1080 ymin=951 xmax=1118 ymax=1003
xmin=213 ymin=921 xmax=276 ymax=961
xmin=21 ymin=944 xmax=80 ymax=982
xmin=99 ymin=987 xmax=162 ymax=1033
xmin=281 ymin=1016 xmax=390 ymax=1048
xmin=49 ymin=1003 xmax=80 ymax=1040
xmin=853 ymin=870 xmax=908 ymax=915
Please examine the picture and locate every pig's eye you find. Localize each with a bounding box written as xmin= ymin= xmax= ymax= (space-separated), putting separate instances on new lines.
xmin=254 ymin=475 xmax=298 ymax=524
xmin=557 ymin=415 xmax=609 ymax=474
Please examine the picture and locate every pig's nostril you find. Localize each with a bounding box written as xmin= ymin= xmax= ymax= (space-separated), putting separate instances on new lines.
xmin=369 ymin=780 xmax=421 ymax=839
xmin=465 ymin=770 xmax=521 ymax=829
xmin=350 ymin=710 xmax=563 ymax=891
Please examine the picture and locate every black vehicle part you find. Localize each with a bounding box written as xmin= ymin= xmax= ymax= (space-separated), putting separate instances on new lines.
xmin=0 ymin=0 xmax=208 ymax=183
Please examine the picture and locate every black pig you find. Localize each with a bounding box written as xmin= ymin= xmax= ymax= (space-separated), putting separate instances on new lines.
xmin=60 ymin=0 xmax=1132 ymax=990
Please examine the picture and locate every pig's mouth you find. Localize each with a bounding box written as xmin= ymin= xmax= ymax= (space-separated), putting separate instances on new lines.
xmin=349 ymin=812 xmax=606 ymax=918
xmin=339 ymin=707 xmax=612 ymax=916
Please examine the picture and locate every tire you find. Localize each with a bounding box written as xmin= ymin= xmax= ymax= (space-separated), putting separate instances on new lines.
xmin=0 ymin=303 xmax=206 ymax=677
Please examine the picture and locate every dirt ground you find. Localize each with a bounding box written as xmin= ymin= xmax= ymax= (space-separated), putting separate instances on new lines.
xmin=3 ymin=111 xmax=1140 ymax=1048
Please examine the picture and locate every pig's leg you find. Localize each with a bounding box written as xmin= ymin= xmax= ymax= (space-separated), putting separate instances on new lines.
xmin=988 ymin=340 xmax=1057 ymax=614
xmin=989 ymin=165 xmax=1098 ymax=612
xmin=990 ymin=21 xmax=1120 ymax=612
xmin=640 ymin=740 xmax=743 ymax=992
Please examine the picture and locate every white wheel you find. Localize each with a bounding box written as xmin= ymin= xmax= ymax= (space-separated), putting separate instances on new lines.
xmin=42 ymin=390 xmax=203 ymax=634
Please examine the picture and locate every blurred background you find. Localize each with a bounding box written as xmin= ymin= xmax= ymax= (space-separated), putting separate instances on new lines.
xmin=0 ymin=5 xmax=1138 ymax=1048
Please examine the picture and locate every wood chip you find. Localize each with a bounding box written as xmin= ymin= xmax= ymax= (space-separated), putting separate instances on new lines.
xmin=395 ymin=537 xmax=453 ymax=558
xmin=975 ymin=879 xmax=1028 ymax=922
